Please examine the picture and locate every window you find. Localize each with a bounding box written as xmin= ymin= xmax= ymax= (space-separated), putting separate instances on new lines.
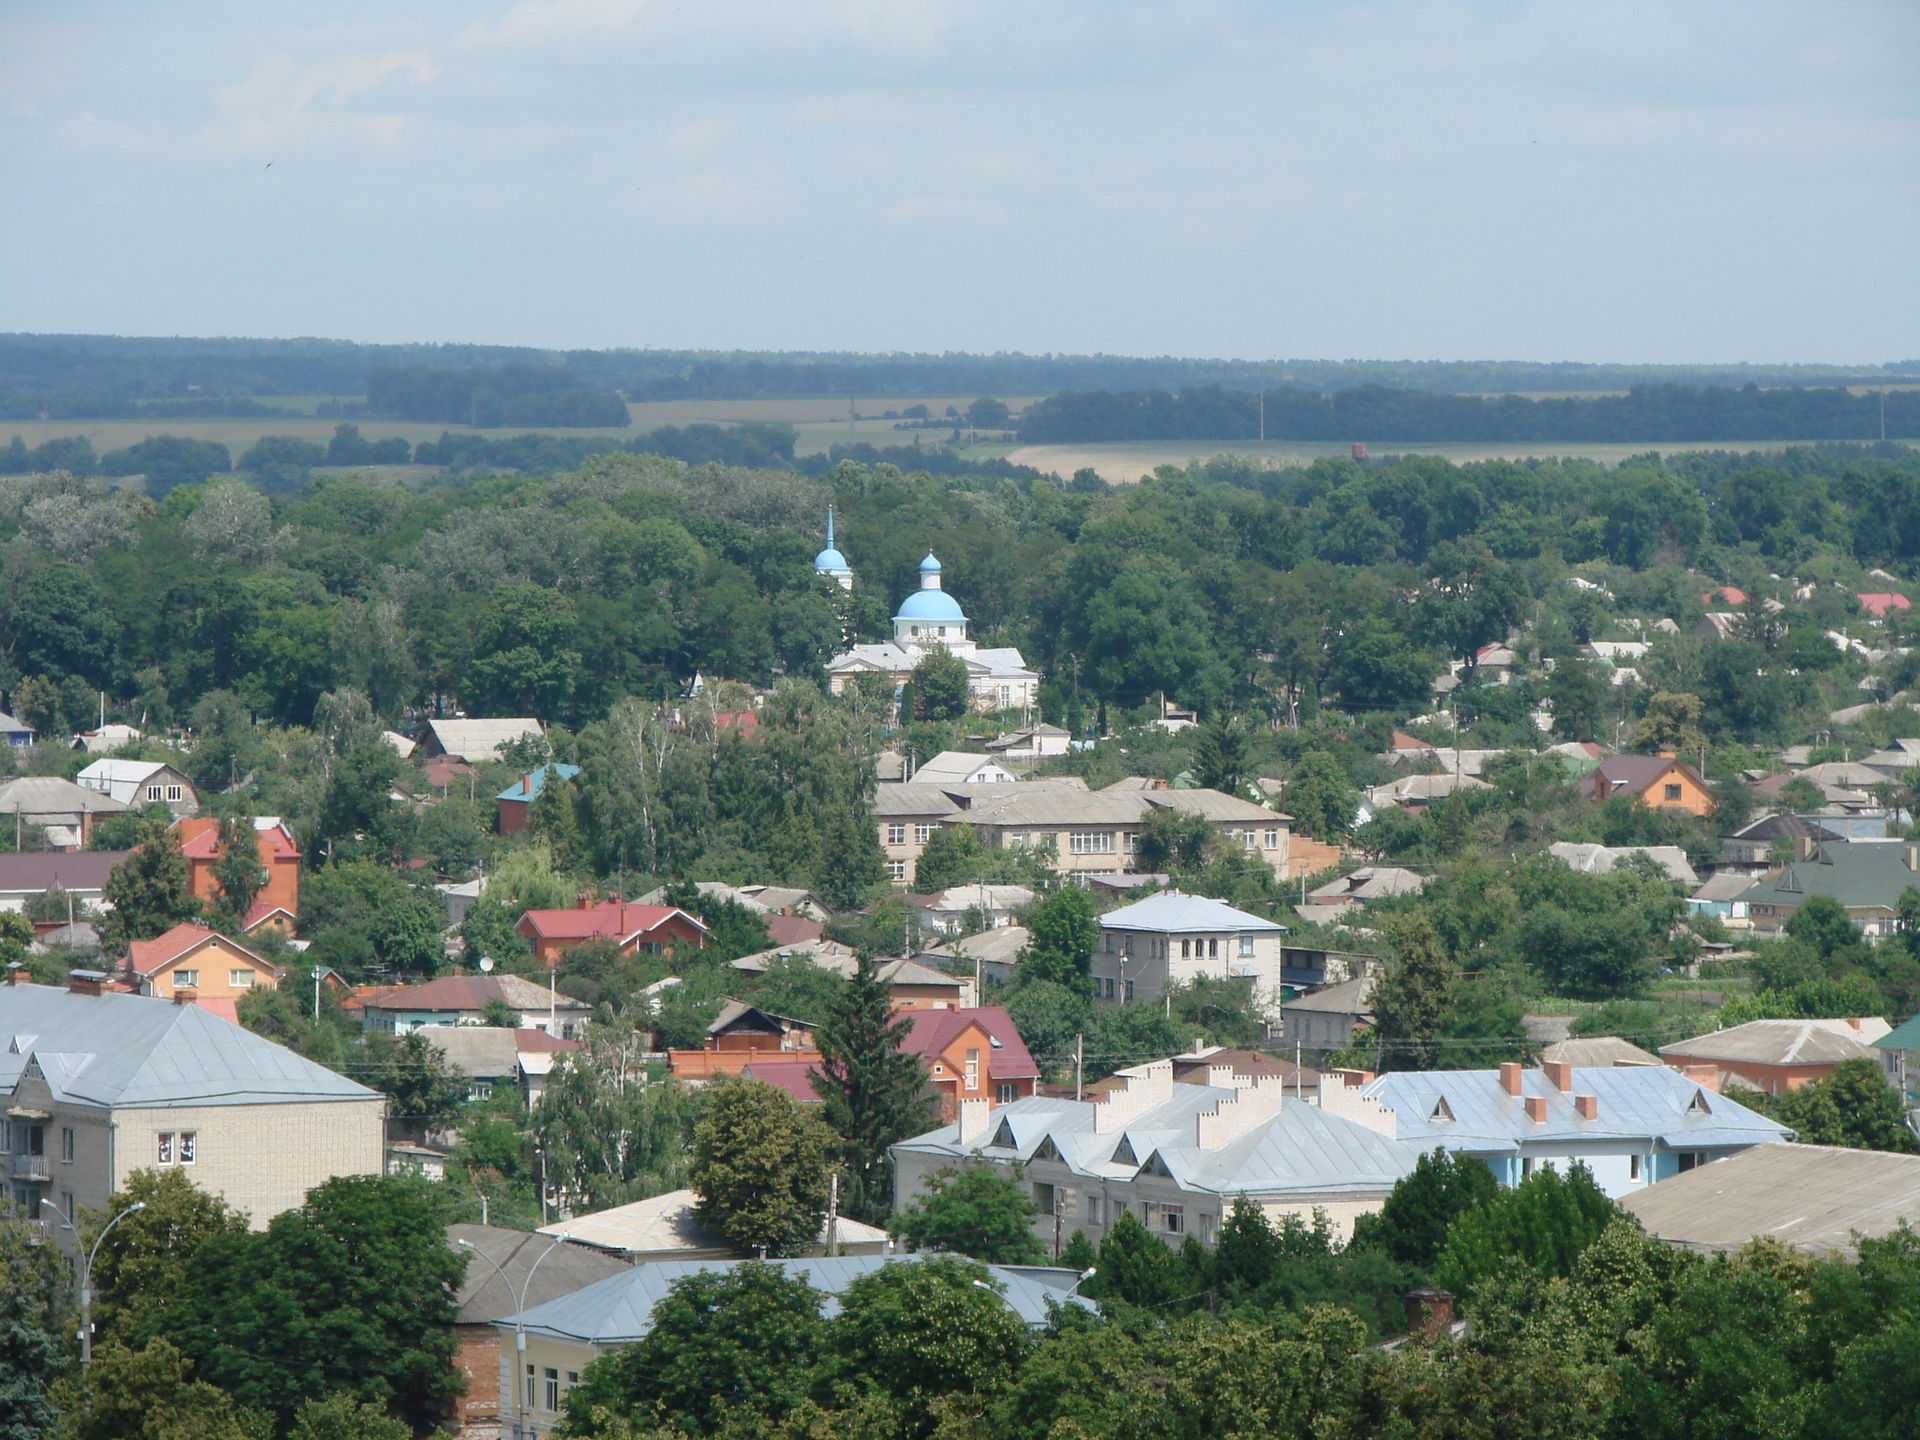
xmin=964 ymin=1048 xmax=981 ymax=1090
xmin=1198 ymin=1211 xmax=1217 ymax=1243
xmin=60 ymin=1127 xmax=73 ymax=1163
xmin=1629 ymin=1154 xmax=1643 ymax=1182
xmin=146 ymin=785 xmax=163 ymax=801
xmin=157 ymin=1132 xmax=196 ymax=1166
xmin=544 ymin=1368 xmax=560 ymax=1412
xmin=1161 ymin=1204 xmax=1184 ymax=1235
xmin=1242 ymin=830 xmax=1259 ymax=849
xmin=1676 ymin=1151 xmax=1701 ymax=1173
xmin=1264 ymin=828 xmax=1280 ymax=849
xmin=638 ymin=941 xmax=663 ymax=955
xmin=1123 ymin=831 xmax=1140 ymax=853
xmin=1238 ymin=935 xmax=1255 ymax=957
xmin=1207 ymin=938 xmax=1219 ymax=958
xmin=1521 ymin=1157 xmax=1535 ymax=1179
xmin=886 ymin=824 xmax=907 ymax=845
xmin=174 ymin=969 xmax=199 ymax=989
xmin=887 ymin=861 xmax=908 ymax=881
xmin=996 ymin=1083 xmax=1017 ymax=1104
xmin=1180 ymin=939 xmax=1191 ymax=959
xmin=166 ymin=785 xmax=183 ymax=802
xmin=1033 ymin=1182 xmax=1056 ymax=1215
xmin=1069 ymin=831 xmax=1114 ymax=854
xmin=179 ymin=1132 xmax=196 ymax=1164
xmin=1663 ymin=783 xmax=1683 ymax=801
xmin=230 ymin=969 xmax=255 ymax=988
xmin=157 ymin=1133 xmax=173 ymax=1165
xmin=1123 ymin=979 xmax=1135 ymax=1001
xmin=1085 ymin=1195 xmax=1103 ymax=1225
xmin=1099 ymin=977 xmax=1116 ymax=999
xmin=566 ymin=1371 xmax=580 ymax=1398
xmin=914 ymin=824 xmax=934 ymax=844
xmin=524 ymin=1365 xmax=536 ymax=1410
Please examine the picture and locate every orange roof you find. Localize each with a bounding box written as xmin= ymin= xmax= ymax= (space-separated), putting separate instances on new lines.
xmin=517 ymin=901 xmax=706 ymax=942
xmin=1858 ymin=593 xmax=1912 ymax=618
xmin=171 ymin=816 xmax=301 ymax=861
xmin=1702 ymin=585 xmax=1748 ymax=606
xmin=126 ymin=922 xmax=274 ymax=977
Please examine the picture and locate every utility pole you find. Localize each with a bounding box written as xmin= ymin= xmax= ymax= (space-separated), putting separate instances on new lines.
xmin=826 ymin=1173 xmax=840 ymax=1257
xmin=1074 ymin=1033 xmax=1084 ymax=1101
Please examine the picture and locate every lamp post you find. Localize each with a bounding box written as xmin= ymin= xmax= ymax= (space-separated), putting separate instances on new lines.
xmin=42 ymin=1197 xmax=146 ymax=1365
xmin=456 ymin=1234 xmax=570 ymax=1440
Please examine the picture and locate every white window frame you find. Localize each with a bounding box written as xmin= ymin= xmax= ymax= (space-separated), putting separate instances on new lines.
xmin=887 ymin=860 xmax=908 ymax=881
xmin=885 ymin=823 xmax=907 ymax=846
xmin=1238 ymin=934 xmax=1255 ymax=957
xmin=1069 ymin=831 xmax=1114 ymax=855
xmin=166 ymin=785 xmax=184 ymax=802
xmin=544 ymin=1368 xmax=560 ymax=1413
xmin=230 ymin=969 xmax=255 ymax=988
xmin=1161 ymin=1204 xmax=1184 ymax=1235
xmin=964 ymin=1048 xmax=980 ymax=1089
xmin=996 ymin=1082 xmax=1017 ymax=1104
xmin=1264 ymin=828 xmax=1280 ymax=849
xmin=174 ymin=969 xmax=199 ymax=989
xmin=913 ymin=823 xmax=934 ymax=845
xmin=146 ymin=785 xmax=163 ymax=801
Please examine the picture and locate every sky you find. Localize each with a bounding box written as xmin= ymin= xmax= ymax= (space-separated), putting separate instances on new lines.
xmin=2 ymin=0 xmax=1915 ymax=364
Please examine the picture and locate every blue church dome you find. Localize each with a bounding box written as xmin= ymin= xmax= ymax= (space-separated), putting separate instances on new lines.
xmin=895 ymin=588 xmax=967 ymax=622
xmin=918 ymin=552 xmax=943 ymax=573
xmin=814 ymin=546 xmax=850 ymax=571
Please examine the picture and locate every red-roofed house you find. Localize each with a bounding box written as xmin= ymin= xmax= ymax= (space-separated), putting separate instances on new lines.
xmin=763 ymin=912 xmax=825 ymax=948
xmin=171 ymin=816 xmax=301 ymax=932
xmin=515 ymin=895 xmax=707 ymax=968
xmin=1577 ymin=753 xmax=1716 ymax=818
xmin=898 ymin=1007 xmax=1041 ymax=1115
xmin=1858 ymin=593 xmax=1912 ymax=620
xmin=124 ymin=922 xmax=282 ymax=1021
xmin=1703 ymin=585 xmax=1749 ymax=606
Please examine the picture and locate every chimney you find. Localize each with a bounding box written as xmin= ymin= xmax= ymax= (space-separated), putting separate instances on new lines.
xmin=1575 ymin=1094 xmax=1598 ymax=1120
xmin=67 ymin=970 xmax=107 ymax=996
xmin=5 ymin=966 xmax=29 ymax=986
xmin=1524 ymin=1095 xmax=1548 ymax=1122
xmin=957 ymin=1096 xmax=991 ymax=1147
xmin=1543 ymin=1060 xmax=1574 ymax=1092
xmin=522 ymin=775 xmax=532 ymax=794
xmin=1907 ymin=846 xmax=1917 ymax=872
xmin=1403 ymin=1289 xmax=1455 ymax=1343
xmin=1499 ymin=1061 xmax=1524 ymax=1097
xmin=577 ymin=890 xmax=594 ymax=910
xmin=172 ymin=987 xmax=197 ymax=1006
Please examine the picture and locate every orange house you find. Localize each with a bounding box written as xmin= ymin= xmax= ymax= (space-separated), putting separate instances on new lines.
xmin=1658 ymin=1018 xmax=1886 ymax=1096
xmin=171 ymin=816 xmax=302 ymax=933
xmin=515 ymin=896 xmax=707 ymax=968
xmin=898 ymin=1007 xmax=1041 ymax=1118
xmin=125 ymin=922 xmax=283 ymax=1022
xmin=1577 ymin=754 xmax=1716 ymax=818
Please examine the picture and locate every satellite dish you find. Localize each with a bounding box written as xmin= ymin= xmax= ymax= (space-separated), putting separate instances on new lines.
xmin=478 ymin=956 xmax=495 ymax=973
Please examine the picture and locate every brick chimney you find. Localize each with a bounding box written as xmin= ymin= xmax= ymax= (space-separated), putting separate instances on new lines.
xmin=957 ymin=1096 xmax=991 ymax=1146
xmin=1499 ymin=1061 xmax=1524 ymax=1097
xmin=1403 ymin=1288 xmax=1455 ymax=1342
xmin=1524 ymin=1095 xmax=1548 ymax=1122
xmin=172 ymin=988 xmax=197 ymax=1006
xmin=1575 ymin=1094 xmax=1599 ymax=1120
xmin=522 ymin=775 xmax=532 ymax=794
xmin=577 ymin=890 xmax=594 ymax=910
xmin=67 ymin=970 xmax=106 ymax=996
xmin=5 ymin=966 xmax=29 ymax=986
xmin=1543 ymin=1060 xmax=1574 ymax=1092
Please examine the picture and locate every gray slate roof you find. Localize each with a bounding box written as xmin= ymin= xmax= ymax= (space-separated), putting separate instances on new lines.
xmin=0 ymin=776 xmax=131 ymax=818
xmin=1098 ymin=891 xmax=1284 ymax=934
xmin=1 ymin=983 xmax=379 ymax=1110
xmin=499 ymin=1254 xmax=1094 ymax=1340
xmin=1659 ymin=1019 xmax=1883 ymax=1066
xmin=446 ymin=1224 xmax=629 ymax=1325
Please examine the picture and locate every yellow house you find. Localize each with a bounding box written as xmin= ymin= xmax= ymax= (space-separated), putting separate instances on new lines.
xmin=126 ymin=922 xmax=283 ymax=1023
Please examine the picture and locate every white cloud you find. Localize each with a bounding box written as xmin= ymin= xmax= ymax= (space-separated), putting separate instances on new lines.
xmin=195 ymin=49 xmax=440 ymax=153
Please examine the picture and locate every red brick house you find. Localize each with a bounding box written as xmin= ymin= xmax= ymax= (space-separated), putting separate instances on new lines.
xmin=515 ymin=896 xmax=707 ymax=968
xmin=171 ymin=816 xmax=302 ymax=933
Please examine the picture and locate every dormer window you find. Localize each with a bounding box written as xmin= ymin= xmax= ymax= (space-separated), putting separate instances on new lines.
xmin=1429 ymin=1097 xmax=1455 ymax=1123
xmin=1687 ymin=1090 xmax=1713 ymax=1116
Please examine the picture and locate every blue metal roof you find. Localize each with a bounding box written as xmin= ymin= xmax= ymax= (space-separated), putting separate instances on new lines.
xmin=894 ymin=588 xmax=967 ymax=623
xmin=1099 ymin=892 xmax=1284 ymax=934
xmin=495 ymin=763 xmax=581 ymax=804
xmin=499 ymin=1253 xmax=1093 ymax=1341
xmin=919 ymin=552 xmax=943 ymax=572
xmin=814 ymin=546 xmax=850 ymax=571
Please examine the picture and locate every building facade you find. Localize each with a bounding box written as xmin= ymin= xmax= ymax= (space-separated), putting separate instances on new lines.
xmin=1091 ymin=891 xmax=1287 ymax=1012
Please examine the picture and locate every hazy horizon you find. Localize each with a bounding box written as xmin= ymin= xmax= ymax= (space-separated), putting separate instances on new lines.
xmin=4 ymin=1 xmax=1915 ymax=363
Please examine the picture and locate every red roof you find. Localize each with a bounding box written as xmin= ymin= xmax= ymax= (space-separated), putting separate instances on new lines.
xmin=1858 ymin=593 xmax=1912 ymax=618
xmin=357 ymin=973 xmax=591 ymax=1013
xmin=512 ymin=1028 xmax=581 ymax=1054
xmin=764 ymin=913 xmax=825 ymax=947
xmin=740 ymin=1060 xmax=823 ymax=1102
xmin=1389 ymin=730 xmax=1429 ymax=751
xmin=1702 ymin=585 xmax=1748 ymax=606
xmin=898 ymin=1006 xmax=1040 ymax=1081
xmin=714 ymin=711 xmax=761 ymax=735
xmin=171 ymin=816 xmax=300 ymax=861
xmin=126 ymin=922 xmax=269 ymax=977
xmin=517 ymin=901 xmax=705 ymax=942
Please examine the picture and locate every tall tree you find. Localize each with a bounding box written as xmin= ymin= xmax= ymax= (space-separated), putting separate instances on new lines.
xmin=100 ymin=813 xmax=202 ymax=948
xmin=1371 ymin=912 xmax=1457 ymax=1072
xmin=0 ymin=1213 xmax=72 ymax=1440
xmin=1349 ymin=1146 xmax=1499 ymax=1268
xmin=51 ymin=1337 xmax=256 ymax=1440
xmin=1192 ymin=712 xmax=1253 ymax=796
xmin=207 ymin=814 xmax=263 ymax=931
xmin=814 ymin=806 xmax=886 ymax=910
xmin=1283 ymin=751 xmax=1360 ymax=842
xmin=893 ymin=1165 xmax=1045 ymax=1264
xmin=1016 ymin=887 xmax=1100 ymax=997
xmin=534 ymin=1051 xmax=705 ymax=1210
xmin=690 ymin=1076 xmax=835 ymax=1257
xmin=902 ymin=645 xmax=971 ymax=722
xmin=810 ymin=953 xmax=940 ymax=1223
xmin=86 ymin=1168 xmax=248 ymax=1347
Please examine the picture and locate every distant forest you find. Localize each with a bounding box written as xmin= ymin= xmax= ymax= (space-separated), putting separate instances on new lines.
xmin=1017 ymin=384 xmax=1920 ymax=445
xmin=1 ymin=333 xmax=1912 ymax=419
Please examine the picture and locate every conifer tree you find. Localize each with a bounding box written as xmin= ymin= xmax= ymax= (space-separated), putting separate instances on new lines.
xmin=101 ymin=812 xmax=203 ymax=948
xmin=209 ymin=813 xmax=263 ymax=930
xmin=815 ymin=806 xmax=886 ymax=910
xmin=1372 ymin=912 xmax=1457 ymax=1072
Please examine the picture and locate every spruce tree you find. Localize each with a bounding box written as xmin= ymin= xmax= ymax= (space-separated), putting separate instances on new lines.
xmin=815 ymin=807 xmax=886 ymax=910
xmin=810 ymin=952 xmax=941 ymax=1223
xmin=101 ymin=812 xmax=204 ymax=948
xmin=209 ymin=814 xmax=263 ymax=930
xmin=1372 ymin=912 xmax=1457 ymax=1072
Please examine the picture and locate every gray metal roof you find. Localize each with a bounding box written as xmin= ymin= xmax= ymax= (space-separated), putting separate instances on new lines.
xmin=1617 ymin=1143 xmax=1920 ymax=1256
xmin=498 ymin=1254 xmax=1094 ymax=1340
xmin=1098 ymin=892 xmax=1284 ymax=935
xmin=1 ymin=983 xmax=380 ymax=1110
xmin=0 ymin=776 xmax=131 ymax=818
xmin=1363 ymin=1065 xmax=1789 ymax=1154
xmin=1280 ymin=977 xmax=1375 ymax=1014
xmin=1659 ymin=1019 xmax=1884 ymax=1066
xmin=446 ymin=1225 xmax=630 ymax=1325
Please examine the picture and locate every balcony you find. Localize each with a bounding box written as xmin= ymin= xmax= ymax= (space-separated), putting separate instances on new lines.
xmin=9 ymin=1153 xmax=51 ymax=1183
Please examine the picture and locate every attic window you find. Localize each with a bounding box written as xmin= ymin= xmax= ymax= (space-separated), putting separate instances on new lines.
xmin=989 ymin=1120 xmax=1017 ymax=1149
xmin=1687 ymin=1090 xmax=1712 ymax=1115
xmin=1111 ymin=1137 xmax=1139 ymax=1167
xmin=989 ymin=1035 xmax=1003 ymax=1048
xmin=1429 ymin=1097 xmax=1455 ymax=1123
xmin=1033 ymin=1137 xmax=1062 ymax=1163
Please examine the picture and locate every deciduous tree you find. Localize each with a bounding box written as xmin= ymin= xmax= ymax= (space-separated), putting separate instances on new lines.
xmin=690 ymin=1076 xmax=834 ymax=1257
xmin=892 ymin=1165 xmax=1045 ymax=1264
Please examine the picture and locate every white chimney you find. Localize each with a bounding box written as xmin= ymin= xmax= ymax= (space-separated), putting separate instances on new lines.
xmin=957 ymin=1097 xmax=991 ymax=1147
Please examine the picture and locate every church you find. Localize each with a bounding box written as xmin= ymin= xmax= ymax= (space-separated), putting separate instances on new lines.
xmin=816 ymin=514 xmax=1040 ymax=713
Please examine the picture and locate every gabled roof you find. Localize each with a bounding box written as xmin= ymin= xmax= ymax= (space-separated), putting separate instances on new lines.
xmin=172 ymin=815 xmax=300 ymax=861
xmin=75 ymin=759 xmax=179 ymax=802
xmin=872 ymin=784 xmax=964 ymax=820
xmin=417 ymin=1025 xmax=581 ymax=1079
xmin=898 ymin=1006 xmax=1039 ymax=1080
xmin=1660 ymin=1018 xmax=1886 ymax=1066
xmin=424 ymin=718 xmax=544 ymax=764
xmin=1725 ymin=812 xmax=1843 ymax=844
xmin=1098 ymin=891 xmax=1284 ymax=935
xmin=1578 ymin=754 xmax=1702 ymax=801
xmin=1547 ymin=842 xmax=1697 ymax=886
xmin=0 ymin=710 xmax=33 ymax=735
xmin=0 ymin=776 xmax=130 ymax=817
xmin=1875 ymin=1013 xmax=1920 ymax=1053
xmin=1736 ymin=842 xmax=1920 ymax=912
xmin=0 ymin=983 xmax=378 ymax=1109
xmin=1538 ymin=1035 xmax=1663 ymax=1068
xmin=0 ymin=850 xmax=128 ymax=895
xmin=517 ymin=901 xmax=705 ymax=942
xmin=907 ymin=752 xmax=1016 ymax=786
xmin=357 ymin=973 xmax=590 ymax=1014
xmin=495 ymin=763 xmax=581 ymax=804
xmin=126 ymin=923 xmax=275 ymax=979
xmin=1858 ymin=593 xmax=1912 ymax=618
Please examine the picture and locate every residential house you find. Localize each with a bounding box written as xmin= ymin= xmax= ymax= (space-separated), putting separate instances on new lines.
xmin=0 ymin=975 xmax=383 ymax=1229
xmin=0 ymin=850 xmax=128 ymax=918
xmin=1858 ymin=738 xmax=1920 ymax=778
xmin=1577 ymin=754 xmax=1716 ymax=817
xmin=0 ymin=710 xmax=33 ymax=747
xmin=1087 ymin=1044 xmax=1320 ymax=1097
xmin=1736 ymin=840 xmax=1920 ymax=937
xmin=1618 ymin=1142 xmax=1920 ymax=1257
xmin=535 ymin=1188 xmax=889 ymax=1261
xmin=1276 ymin=977 xmax=1375 ymax=1060
xmin=356 ymin=973 xmax=593 ymax=1039
xmin=1361 ymin=772 xmax=1492 ymax=819
xmin=906 ymin=751 xmax=1020 ymax=787
xmin=668 ymin=1000 xmax=823 ymax=1082
xmin=1547 ymin=842 xmax=1698 ymax=887
xmin=985 ymin=723 xmax=1072 ymax=762
xmin=75 ymin=759 xmax=199 ymax=817
xmin=893 ymin=1061 xmax=1417 ymax=1250
xmin=873 ymin=783 xmax=964 ymax=885
xmin=742 ymin=1006 xmax=1041 ymax=1118
xmin=421 ymin=718 xmax=545 ymax=765
xmin=1090 ymin=891 xmax=1288 ymax=1012
xmin=514 ymin=897 xmax=707 ymax=968
xmin=1360 ymin=1060 xmax=1789 ymax=1197
xmin=124 ymin=922 xmax=282 ymax=1022
xmin=1857 ymin=592 xmax=1912 ymax=620
xmin=496 ymin=764 xmax=581 ymax=835
xmin=0 ymin=776 xmax=129 ymax=850
xmin=729 ymin=944 xmax=972 ymax=1010
xmin=172 ymin=816 xmax=302 ymax=934
xmin=415 ymin=1026 xmax=582 ymax=1106
xmin=959 ymin=781 xmax=1292 ymax=881
xmin=493 ymin=1256 xmax=1093 ymax=1440
xmin=1659 ymin=1017 xmax=1891 ymax=1094
xmin=1300 ymin=866 xmax=1429 ymax=922
xmin=446 ymin=1224 xmax=630 ymax=1440
xmin=922 ymin=924 xmax=1029 ymax=988
xmin=1538 ymin=1035 xmax=1663 ymax=1068
xmin=1686 ymin=872 xmax=1757 ymax=924
xmin=1720 ymin=812 xmax=1844 ymax=869
xmin=69 ymin=723 xmax=142 ymax=753
xmin=1873 ymin=1014 xmax=1920 ymax=1105
xmin=1796 ymin=760 xmax=1893 ymax=793
xmin=907 ymin=883 xmax=1035 ymax=935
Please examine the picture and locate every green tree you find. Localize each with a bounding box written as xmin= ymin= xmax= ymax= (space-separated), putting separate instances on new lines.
xmin=1015 ymin=887 xmax=1099 ymax=997
xmin=1744 ymin=1058 xmax=1919 ymax=1153
xmin=480 ymin=997 xmax=517 ymax=1028
xmin=207 ymin=815 xmax=263 ymax=932
xmin=1349 ymin=1147 xmax=1499 ymax=1269
xmin=690 ymin=1076 xmax=834 ymax=1257
xmin=0 ymin=1213 xmax=72 ymax=1440
xmin=1133 ymin=805 xmax=1213 ymax=874
xmin=366 ymin=887 xmax=446 ymax=977
xmin=1371 ymin=912 xmax=1457 ymax=1072
xmin=902 ymin=646 xmax=970 ymax=723
xmin=815 ymin=806 xmax=887 ymax=910
xmin=1783 ymin=892 xmax=1858 ymax=961
xmin=1085 ymin=1211 xmax=1183 ymax=1308
xmin=86 ymin=1168 xmax=248 ymax=1346
xmin=534 ymin=1052 xmax=705 ymax=1210
xmin=1437 ymin=1162 xmax=1618 ymax=1300
xmin=357 ymin=1031 xmax=470 ymax=1141
xmin=1284 ymin=751 xmax=1360 ymax=842
xmin=1635 ymin=690 xmax=1706 ymax=754
xmin=51 ymin=1337 xmax=257 ymax=1440
xmin=1192 ymin=712 xmax=1253 ymax=796
xmin=312 ymin=742 xmax=408 ymax=863
xmin=892 ymin=1165 xmax=1045 ymax=1264
xmin=1211 ymin=1194 xmax=1282 ymax=1296
xmin=560 ymin=1263 xmax=825 ymax=1436
xmin=166 ymin=1175 xmax=465 ymax=1431
xmin=100 ymin=814 xmax=203 ymax=948
xmin=910 ymin=824 xmax=988 ymax=893
xmin=285 ymin=1394 xmax=411 ymax=1440
xmin=810 ymin=953 xmax=940 ymax=1223
xmin=965 ymin=397 xmax=1012 ymax=429
xmin=463 ymin=582 xmax=582 ymax=720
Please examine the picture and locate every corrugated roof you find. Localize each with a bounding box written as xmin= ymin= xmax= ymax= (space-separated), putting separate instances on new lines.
xmin=517 ymin=901 xmax=704 ymax=942
xmin=0 ymin=776 xmax=130 ymax=817
xmin=500 ymin=1254 xmax=1094 ymax=1339
xmin=535 ymin=1188 xmax=889 ymax=1257
xmin=425 ymin=718 xmax=544 ymax=764
xmin=0 ymin=983 xmax=378 ymax=1109
xmin=1548 ymin=842 xmax=1697 ymax=886
xmin=358 ymin=973 xmax=590 ymax=1014
xmin=1618 ymin=1143 xmax=1920 ymax=1256
xmin=447 ymin=1224 xmax=629 ymax=1325
xmin=1099 ymin=891 xmax=1284 ymax=934
xmin=1659 ymin=1019 xmax=1884 ymax=1066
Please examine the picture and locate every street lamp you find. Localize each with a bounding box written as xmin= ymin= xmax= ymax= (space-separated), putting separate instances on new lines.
xmin=457 ymin=1234 xmax=571 ymax=1440
xmin=41 ymin=1197 xmax=146 ymax=1365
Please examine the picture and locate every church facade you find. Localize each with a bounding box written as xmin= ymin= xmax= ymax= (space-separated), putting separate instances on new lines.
xmin=819 ymin=531 xmax=1039 ymax=713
